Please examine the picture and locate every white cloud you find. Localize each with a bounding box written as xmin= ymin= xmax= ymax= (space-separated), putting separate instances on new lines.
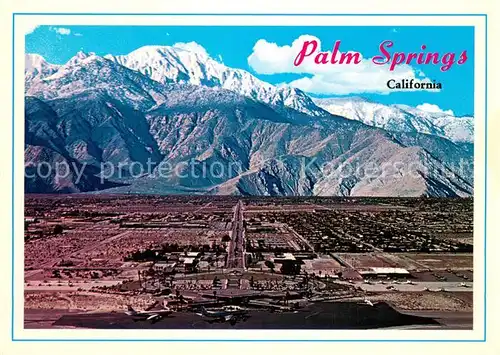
xmin=50 ymin=27 xmax=71 ymax=36
xmin=416 ymin=103 xmax=454 ymax=116
xmin=247 ymin=35 xmax=439 ymax=95
xmin=172 ymin=41 xmax=208 ymax=57
xmin=25 ymin=24 xmax=39 ymax=35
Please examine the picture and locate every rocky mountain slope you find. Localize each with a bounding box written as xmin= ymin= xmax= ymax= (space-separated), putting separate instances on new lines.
xmin=24 ymin=49 xmax=474 ymax=197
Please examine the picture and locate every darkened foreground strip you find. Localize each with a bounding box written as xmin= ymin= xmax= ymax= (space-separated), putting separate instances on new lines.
xmin=48 ymin=302 xmax=440 ymax=329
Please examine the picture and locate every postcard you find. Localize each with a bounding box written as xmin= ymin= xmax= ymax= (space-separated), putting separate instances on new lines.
xmin=1 ymin=2 xmax=497 ymax=354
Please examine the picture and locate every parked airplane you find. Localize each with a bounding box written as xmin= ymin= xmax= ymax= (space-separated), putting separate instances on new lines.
xmin=197 ymin=305 xmax=248 ymax=323
xmin=125 ymin=305 xmax=173 ymax=322
xmin=406 ymin=280 xmax=415 ymax=285
xmin=459 ymin=282 xmax=471 ymax=288
xmin=358 ymin=298 xmax=374 ymax=307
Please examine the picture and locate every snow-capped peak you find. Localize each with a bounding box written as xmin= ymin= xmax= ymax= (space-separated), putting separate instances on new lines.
xmin=25 ymin=53 xmax=49 ymax=71
xmin=105 ymin=44 xmax=326 ymax=116
xmin=25 ymin=54 xmax=60 ymax=91
xmin=313 ymin=97 xmax=474 ymax=143
xmin=171 ymin=42 xmax=209 ymax=58
xmin=66 ymin=51 xmax=98 ymax=66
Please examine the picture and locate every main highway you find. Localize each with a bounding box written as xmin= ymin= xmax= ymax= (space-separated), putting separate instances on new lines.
xmin=226 ymin=200 xmax=245 ymax=269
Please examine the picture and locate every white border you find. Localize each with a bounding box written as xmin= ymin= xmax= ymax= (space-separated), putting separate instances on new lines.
xmin=15 ymin=14 xmax=486 ymax=341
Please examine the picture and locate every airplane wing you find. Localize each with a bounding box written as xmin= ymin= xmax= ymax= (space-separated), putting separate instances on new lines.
xmin=147 ymin=314 xmax=161 ymax=321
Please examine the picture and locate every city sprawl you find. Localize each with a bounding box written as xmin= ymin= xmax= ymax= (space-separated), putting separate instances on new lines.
xmin=24 ymin=195 xmax=473 ymax=329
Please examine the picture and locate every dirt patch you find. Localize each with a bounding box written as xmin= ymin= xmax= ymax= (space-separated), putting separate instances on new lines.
xmin=24 ymin=291 xmax=155 ymax=312
xmin=405 ymin=253 xmax=473 ymax=269
xmin=370 ymin=292 xmax=473 ymax=312
xmin=337 ymin=253 xmax=397 ymax=268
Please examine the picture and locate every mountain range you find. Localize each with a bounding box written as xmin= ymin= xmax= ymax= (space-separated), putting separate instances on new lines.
xmin=312 ymin=97 xmax=473 ymax=144
xmin=24 ymin=45 xmax=474 ymax=197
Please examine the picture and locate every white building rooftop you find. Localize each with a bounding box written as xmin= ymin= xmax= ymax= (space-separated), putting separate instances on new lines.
xmin=361 ymin=267 xmax=410 ymax=274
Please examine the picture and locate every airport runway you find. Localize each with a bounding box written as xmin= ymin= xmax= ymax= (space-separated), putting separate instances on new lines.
xmin=26 ymin=302 xmax=447 ymax=330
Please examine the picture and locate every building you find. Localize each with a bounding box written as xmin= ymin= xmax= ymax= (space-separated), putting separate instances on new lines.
xmin=182 ymin=257 xmax=198 ymax=273
xmin=167 ymin=253 xmax=180 ymax=262
xmin=272 ymin=253 xmax=303 ymax=275
xmin=359 ymin=267 xmax=410 ymax=279
xmin=153 ymin=261 xmax=177 ymax=274
xmin=273 ymin=253 xmax=296 ymax=262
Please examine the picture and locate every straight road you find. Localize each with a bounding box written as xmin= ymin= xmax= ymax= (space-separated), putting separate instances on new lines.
xmin=226 ymin=200 xmax=244 ymax=269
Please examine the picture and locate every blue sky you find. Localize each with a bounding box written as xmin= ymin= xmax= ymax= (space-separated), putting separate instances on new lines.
xmin=26 ymin=26 xmax=474 ymax=116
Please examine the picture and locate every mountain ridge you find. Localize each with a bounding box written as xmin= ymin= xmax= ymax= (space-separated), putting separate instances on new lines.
xmin=24 ymin=47 xmax=474 ymax=197
xmin=312 ymin=97 xmax=473 ymax=143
